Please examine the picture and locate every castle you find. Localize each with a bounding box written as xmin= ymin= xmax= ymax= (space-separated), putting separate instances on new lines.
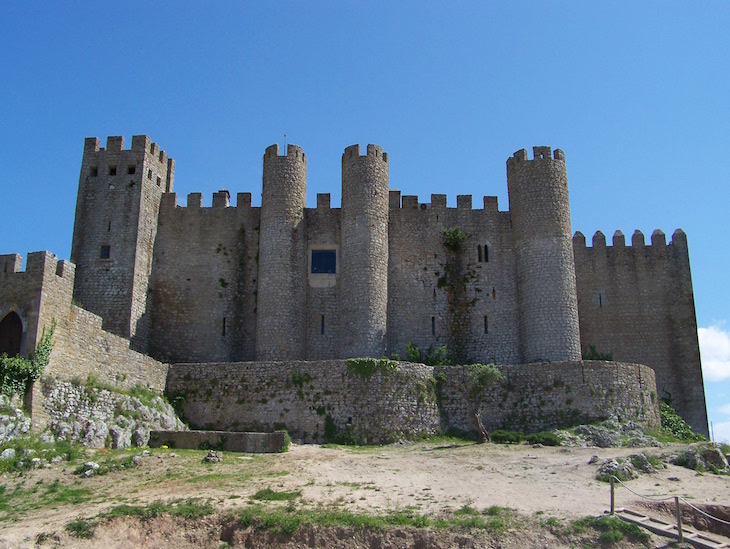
xmin=0 ymin=136 xmax=708 ymax=440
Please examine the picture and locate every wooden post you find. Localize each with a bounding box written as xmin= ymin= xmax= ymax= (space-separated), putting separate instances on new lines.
xmin=610 ymin=476 xmax=615 ymax=515
xmin=675 ymin=496 xmax=683 ymax=543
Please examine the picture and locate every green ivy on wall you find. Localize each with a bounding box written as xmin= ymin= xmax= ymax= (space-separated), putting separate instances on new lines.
xmin=0 ymin=319 xmax=56 ymax=399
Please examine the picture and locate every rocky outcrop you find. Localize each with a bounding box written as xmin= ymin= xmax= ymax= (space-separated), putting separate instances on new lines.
xmin=40 ymin=378 xmax=185 ymax=448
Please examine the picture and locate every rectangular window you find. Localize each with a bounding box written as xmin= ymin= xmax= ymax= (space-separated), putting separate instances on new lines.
xmin=156 ymin=176 xmax=161 ymax=187
xmin=147 ymin=169 xmax=153 ymax=180
xmin=320 ymin=315 xmax=325 ymax=334
xmin=90 ymin=166 xmax=98 ymax=177
xmin=127 ymin=165 xmax=136 ymax=174
xmin=484 ymin=316 xmax=489 ymax=334
xmin=311 ymin=250 xmax=336 ymax=274
xmin=108 ymin=165 xmax=117 ymax=176
xmin=431 ymin=316 xmax=436 ymax=335
xmin=100 ymin=245 xmax=110 ymax=259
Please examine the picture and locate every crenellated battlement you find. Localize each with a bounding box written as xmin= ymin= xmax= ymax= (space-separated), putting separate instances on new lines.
xmin=160 ymin=191 xmax=256 ymax=211
xmin=80 ymin=135 xmax=175 ymax=192
xmin=573 ymin=229 xmax=687 ymax=250
xmin=0 ymin=251 xmax=75 ymax=284
xmin=387 ymin=193 xmax=501 ymax=211
xmin=263 ymin=143 xmax=306 ymax=163
xmin=83 ymin=135 xmax=171 ymax=164
xmin=342 ymin=144 xmax=388 ymax=164
xmin=506 ymin=146 xmax=565 ymax=173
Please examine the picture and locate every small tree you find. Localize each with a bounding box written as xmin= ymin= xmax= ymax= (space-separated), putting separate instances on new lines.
xmin=455 ymin=363 xmax=503 ymax=443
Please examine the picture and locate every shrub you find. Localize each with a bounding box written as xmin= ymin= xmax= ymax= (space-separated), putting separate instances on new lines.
xmin=525 ymin=431 xmax=561 ymax=446
xmin=490 ymin=430 xmax=524 ymax=444
xmin=442 ymin=227 xmax=469 ymax=252
xmin=0 ymin=320 xmax=55 ymax=399
xmin=660 ymin=402 xmax=705 ymax=442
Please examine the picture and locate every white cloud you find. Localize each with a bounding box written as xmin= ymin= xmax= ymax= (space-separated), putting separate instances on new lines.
xmin=718 ymin=403 xmax=730 ymax=416
xmin=711 ymin=421 xmax=730 ymax=444
xmin=699 ymin=325 xmax=730 ymax=382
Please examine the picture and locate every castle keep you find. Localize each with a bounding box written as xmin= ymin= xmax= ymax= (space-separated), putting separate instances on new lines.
xmin=0 ymin=136 xmax=708 ymax=439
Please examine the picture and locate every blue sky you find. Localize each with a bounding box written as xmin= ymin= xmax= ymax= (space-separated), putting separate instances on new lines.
xmin=1 ymin=2 xmax=728 ymax=439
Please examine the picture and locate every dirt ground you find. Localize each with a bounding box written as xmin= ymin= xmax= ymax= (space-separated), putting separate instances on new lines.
xmin=1 ymin=440 xmax=729 ymax=548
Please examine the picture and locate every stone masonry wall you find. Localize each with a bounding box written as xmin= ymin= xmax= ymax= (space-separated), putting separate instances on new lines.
xmin=438 ymin=361 xmax=659 ymax=435
xmin=387 ymin=193 xmax=520 ymax=364
xmin=149 ymin=192 xmax=260 ymax=363
xmin=71 ymin=136 xmax=173 ymax=342
xmin=573 ymin=229 xmax=708 ymax=436
xmin=166 ymin=360 xmax=441 ymax=444
xmin=507 ymin=147 xmax=581 ymax=363
xmin=167 ymin=359 xmax=658 ymax=441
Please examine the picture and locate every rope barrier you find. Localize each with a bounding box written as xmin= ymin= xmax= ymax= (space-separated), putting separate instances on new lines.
xmin=610 ymin=475 xmax=674 ymax=502
xmin=678 ymin=496 xmax=730 ymax=527
xmin=611 ymin=475 xmax=730 ymax=527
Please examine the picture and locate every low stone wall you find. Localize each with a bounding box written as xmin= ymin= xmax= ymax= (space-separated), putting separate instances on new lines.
xmin=31 ymin=305 xmax=169 ymax=430
xmin=437 ymin=360 xmax=660 ymax=434
xmin=167 ymin=360 xmax=659 ymax=441
xmin=166 ymin=360 xmax=440 ymax=444
xmin=48 ymin=305 xmax=169 ymax=391
xmin=40 ymin=378 xmax=184 ymax=448
xmin=149 ymin=430 xmax=287 ymax=453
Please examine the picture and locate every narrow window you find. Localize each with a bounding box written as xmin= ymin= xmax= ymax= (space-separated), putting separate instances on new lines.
xmin=477 ymin=245 xmax=482 ymax=262
xmin=222 ymin=317 xmax=227 ymax=336
xmin=311 ymin=250 xmax=336 ymax=274
xmin=108 ymin=165 xmax=117 ymax=176
xmin=320 ymin=315 xmax=325 ymax=334
xmin=484 ymin=316 xmax=489 ymax=334
xmin=484 ymin=245 xmax=489 ymax=262
xmin=100 ymin=245 xmax=110 ymax=259
xmin=127 ymin=165 xmax=136 ymax=175
xmin=431 ymin=316 xmax=435 ymax=335
xmin=90 ymin=166 xmax=98 ymax=177
xmin=147 ymin=169 xmax=152 ymax=180
xmin=599 ymin=293 xmax=603 ymax=307
xmin=107 ymin=221 xmax=111 ymax=232
xmin=492 ymin=286 xmax=496 ymax=300
xmin=156 ymin=176 xmax=161 ymax=187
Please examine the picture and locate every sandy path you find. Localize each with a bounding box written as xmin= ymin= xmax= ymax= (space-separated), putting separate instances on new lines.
xmin=2 ymin=441 xmax=730 ymax=547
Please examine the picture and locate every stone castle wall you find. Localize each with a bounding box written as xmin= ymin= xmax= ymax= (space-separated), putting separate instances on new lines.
xmin=438 ymin=361 xmax=660 ymax=434
xmin=166 ymin=359 xmax=659 ymax=442
xmin=148 ymin=191 xmax=260 ymax=363
xmin=0 ymin=136 xmax=707 ymax=437
xmin=166 ymin=360 xmax=441 ymax=444
xmin=0 ymin=252 xmax=168 ymax=430
xmin=573 ymin=229 xmax=707 ymax=435
xmin=71 ymin=136 xmax=174 ymax=343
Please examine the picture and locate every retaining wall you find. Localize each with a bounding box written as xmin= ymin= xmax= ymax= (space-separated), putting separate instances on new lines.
xmin=166 ymin=359 xmax=659 ymax=442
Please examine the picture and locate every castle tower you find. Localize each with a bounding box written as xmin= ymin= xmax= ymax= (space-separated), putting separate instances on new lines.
xmin=71 ymin=135 xmax=174 ymax=345
xmin=507 ymin=147 xmax=581 ymax=362
xmin=255 ymin=144 xmax=307 ymax=360
xmin=339 ymin=144 xmax=389 ymax=358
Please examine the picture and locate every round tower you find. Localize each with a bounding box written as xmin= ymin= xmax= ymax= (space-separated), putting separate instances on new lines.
xmin=507 ymin=146 xmax=581 ymax=363
xmin=339 ymin=144 xmax=389 ymax=358
xmin=255 ymin=144 xmax=307 ymax=361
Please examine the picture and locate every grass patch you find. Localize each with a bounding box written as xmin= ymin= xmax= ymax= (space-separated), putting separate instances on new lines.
xmin=65 ymin=517 xmax=97 ymax=539
xmin=571 ymin=515 xmax=650 ymax=544
xmin=252 ymin=488 xmax=301 ymax=501
xmin=237 ymin=504 xmax=514 ymax=535
xmin=0 ymin=434 xmax=81 ymax=473
xmin=105 ymin=498 xmax=214 ymax=520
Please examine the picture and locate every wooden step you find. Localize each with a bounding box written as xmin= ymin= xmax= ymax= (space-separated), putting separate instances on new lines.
xmin=611 ymin=508 xmax=730 ymax=549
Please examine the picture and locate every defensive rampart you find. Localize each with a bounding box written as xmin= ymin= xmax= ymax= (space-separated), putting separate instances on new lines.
xmin=166 ymin=359 xmax=659 ymax=442
xmin=573 ymin=229 xmax=707 ymax=436
xmin=0 ymin=252 xmax=168 ymax=430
